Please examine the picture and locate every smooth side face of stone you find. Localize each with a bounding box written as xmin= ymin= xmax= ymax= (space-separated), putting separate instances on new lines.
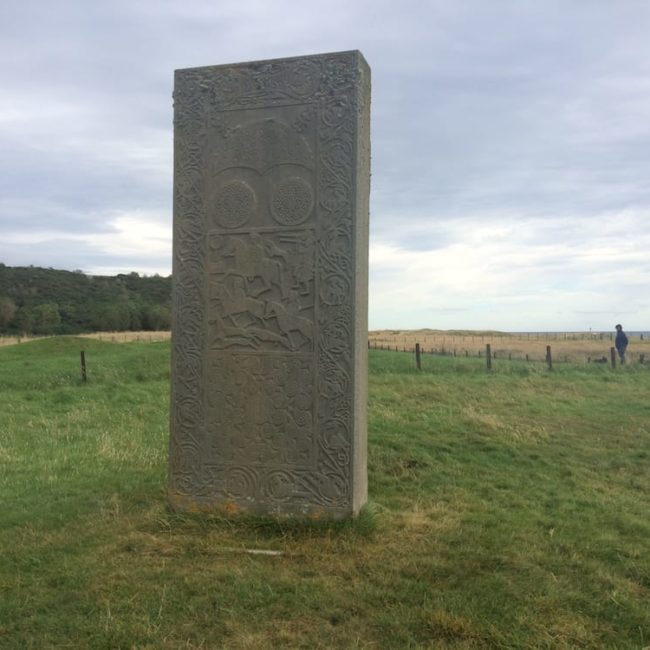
xmin=169 ymin=51 xmax=370 ymax=519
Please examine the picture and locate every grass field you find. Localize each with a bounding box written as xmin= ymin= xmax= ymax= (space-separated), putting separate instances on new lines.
xmin=1 ymin=338 xmax=649 ymax=648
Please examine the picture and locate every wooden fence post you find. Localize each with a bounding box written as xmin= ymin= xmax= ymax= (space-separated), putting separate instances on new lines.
xmin=546 ymin=345 xmax=553 ymax=370
xmin=80 ymin=350 xmax=87 ymax=382
xmin=415 ymin=343 xmax=421 ymax=370
xmin=610 ymin=347 xmax=617 ymax=369
xmin=486 ymin=344 xmax=492 ymax=370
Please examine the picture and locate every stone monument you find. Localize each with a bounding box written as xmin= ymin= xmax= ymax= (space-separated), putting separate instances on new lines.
xmin=169 ymin=51 xmax=370 ymax=519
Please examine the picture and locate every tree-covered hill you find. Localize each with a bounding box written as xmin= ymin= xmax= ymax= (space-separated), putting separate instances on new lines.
xmin=0 ymin=264 xmax=171 ymax=335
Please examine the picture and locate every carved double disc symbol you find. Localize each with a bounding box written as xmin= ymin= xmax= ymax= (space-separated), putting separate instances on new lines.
xmin=271 ymin=177 xmax=314 ymax=225
xmin=212 ymin=180 xmax=257 ymax=228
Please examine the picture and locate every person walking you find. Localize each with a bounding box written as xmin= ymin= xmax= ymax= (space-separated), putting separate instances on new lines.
xmin=615 ymin=324 xmax=628 ymax=364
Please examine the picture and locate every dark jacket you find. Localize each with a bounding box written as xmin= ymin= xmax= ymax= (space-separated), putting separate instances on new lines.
xmin=615 ymin=330 xmax=628 ymax=352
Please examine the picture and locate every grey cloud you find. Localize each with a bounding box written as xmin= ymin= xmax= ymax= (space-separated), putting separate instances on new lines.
xmin=0 ymin=238 xmax=169 ymax=276
xmin=1 ymin=1 xmax=649 ymax=329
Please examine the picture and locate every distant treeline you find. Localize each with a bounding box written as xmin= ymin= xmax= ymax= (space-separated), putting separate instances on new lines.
xmin=0 ymin=264 xmax=171 ymax=335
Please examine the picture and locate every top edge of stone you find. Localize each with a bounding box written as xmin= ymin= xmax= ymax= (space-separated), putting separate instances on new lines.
xmin=174 ymin=50 xmax=369 ymax=75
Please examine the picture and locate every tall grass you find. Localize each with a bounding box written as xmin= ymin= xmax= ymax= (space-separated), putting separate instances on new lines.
xmin=1 ymin=340 xmax=649 ymax=648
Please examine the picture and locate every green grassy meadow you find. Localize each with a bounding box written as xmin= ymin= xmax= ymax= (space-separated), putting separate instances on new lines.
xmin=1 ymin=339 xmax=649 ymax=648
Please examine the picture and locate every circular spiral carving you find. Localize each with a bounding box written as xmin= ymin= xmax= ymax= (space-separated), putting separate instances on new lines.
xmin=270 ymin=177 xmax=314 ymax=225
xmin=317 ymin=474 xmax=346 ymax=504
xmin=321 ymin=322 xmax=350 ymax=354
xmin=223 ymin=467 xmax=257 ymax=499
xmin=319 ymin=273 xmax=350 ymax=306
xmin=322 ymin=96 xmax=349 ymax=126
xmin=264 ymin=470 xmax=294 ymax=502
xmin=212 ymin=180 xmax=256 ymax=228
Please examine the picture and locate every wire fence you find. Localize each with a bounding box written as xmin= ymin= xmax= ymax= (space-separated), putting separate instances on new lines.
xmin=368 ymin=341 xmax=646 ymax=369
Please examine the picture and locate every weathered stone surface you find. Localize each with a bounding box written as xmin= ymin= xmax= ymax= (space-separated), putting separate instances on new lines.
xmin=169 ymin=51 xmax=370 ymax=519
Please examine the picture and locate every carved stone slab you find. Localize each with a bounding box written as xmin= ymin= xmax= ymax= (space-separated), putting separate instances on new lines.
xmin=169 ymin=51 xmax=370 ymax=519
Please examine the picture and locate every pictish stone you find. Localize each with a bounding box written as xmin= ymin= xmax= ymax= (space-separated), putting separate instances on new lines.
xmin=169 ymin=51 xmax=370 ymax=519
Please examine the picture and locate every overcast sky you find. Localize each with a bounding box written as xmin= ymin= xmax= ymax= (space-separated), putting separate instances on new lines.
xmin=1 ymin=1 xmax=649 ymax=331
